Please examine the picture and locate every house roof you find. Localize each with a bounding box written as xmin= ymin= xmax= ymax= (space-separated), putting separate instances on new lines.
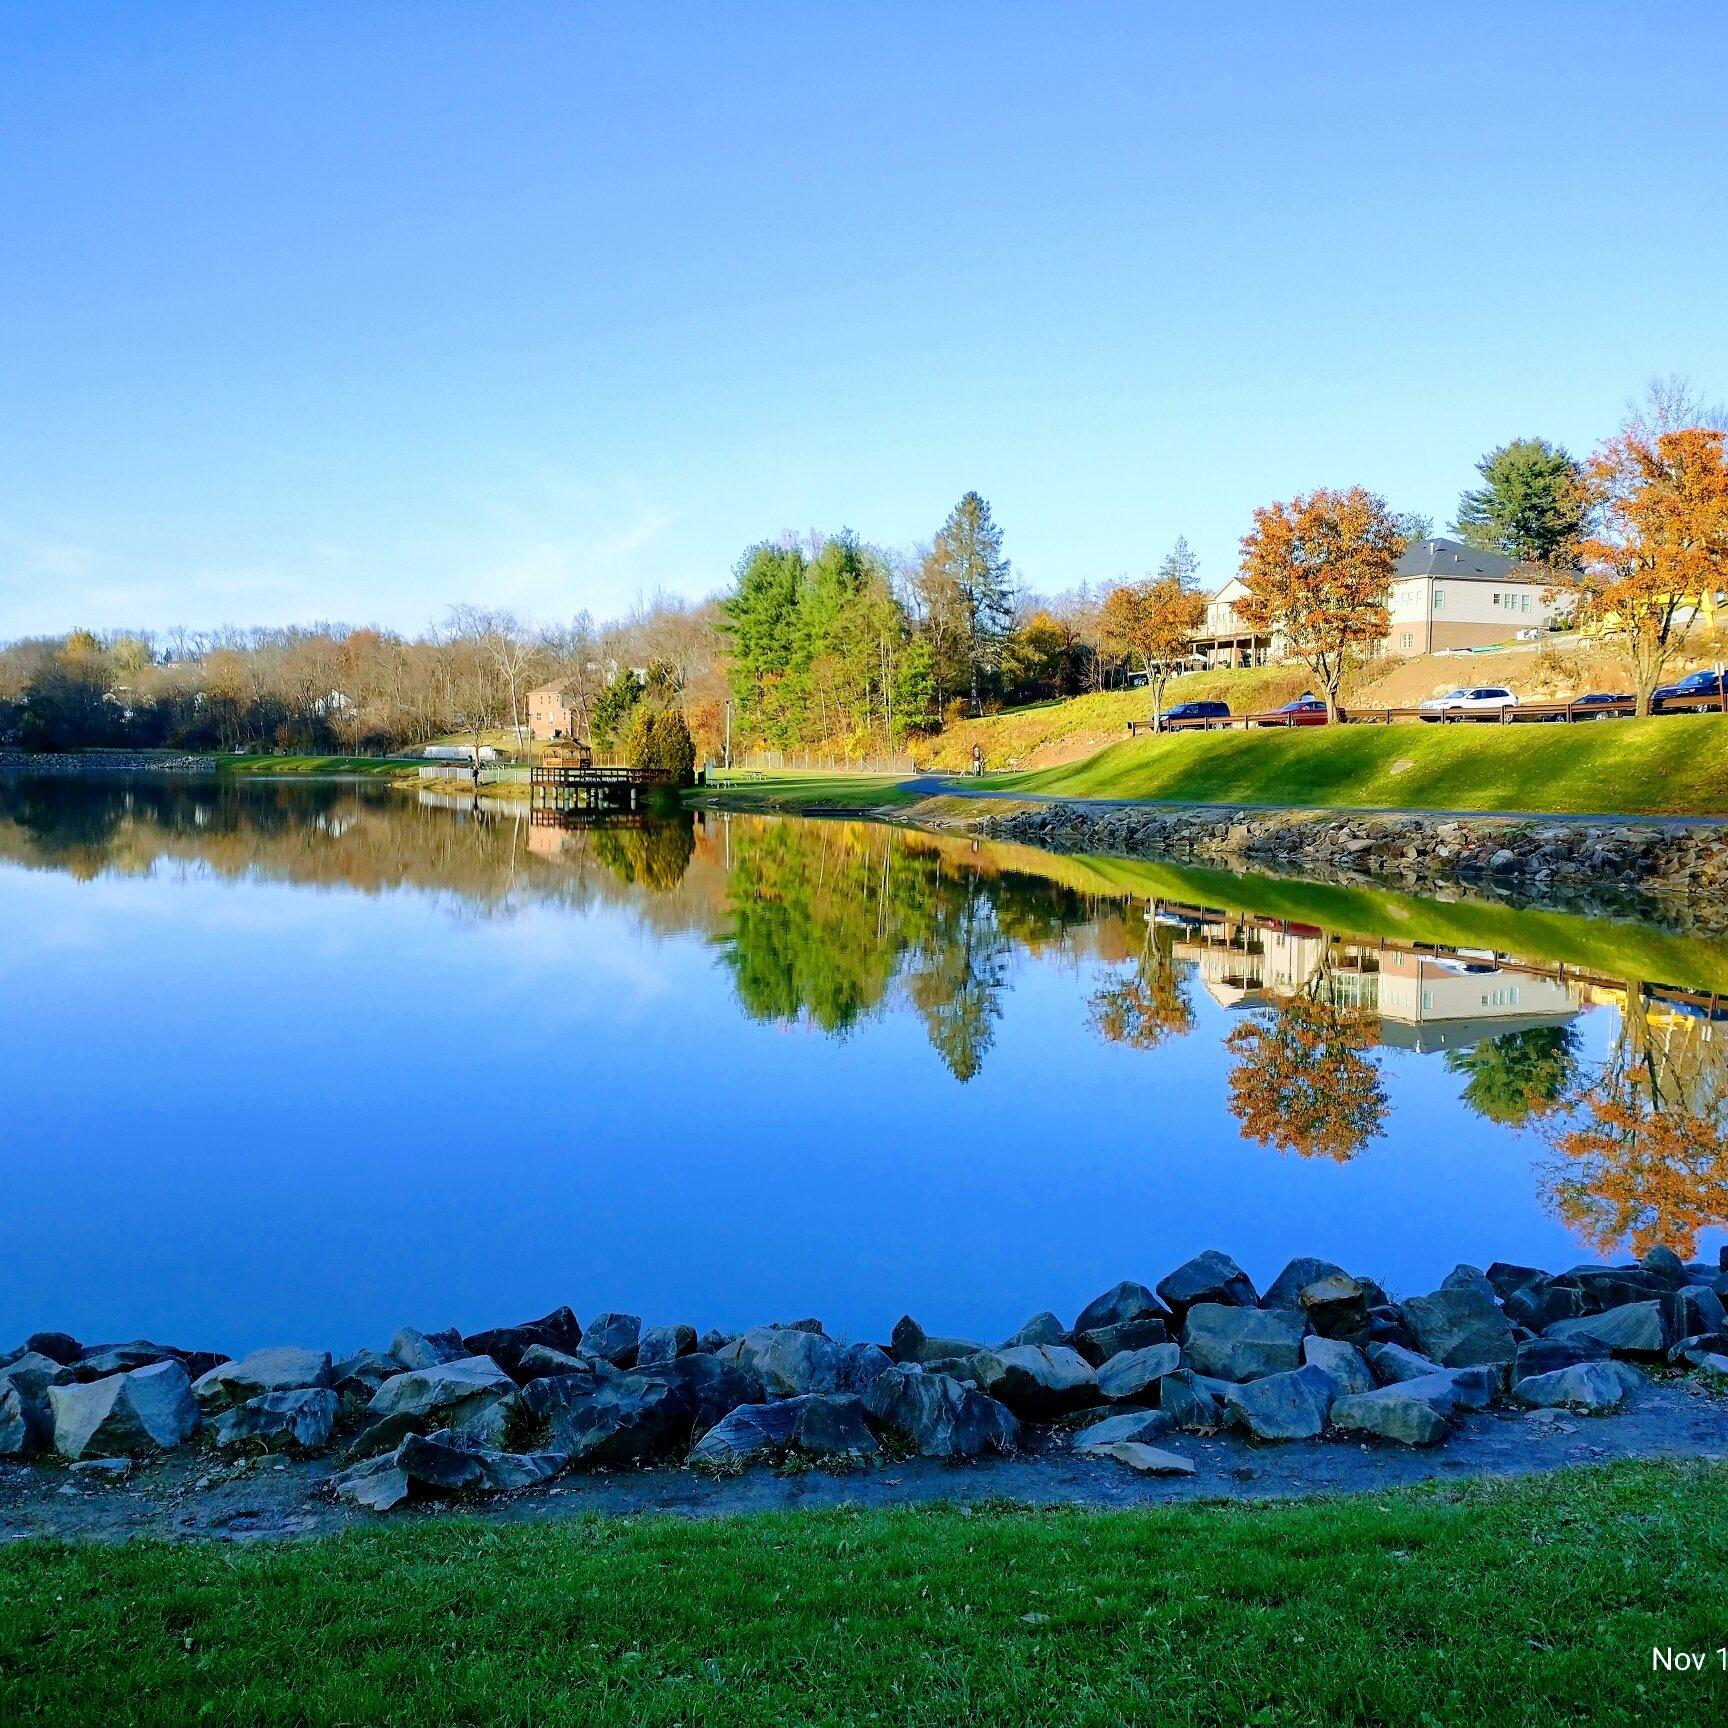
xmin=1394 ymin=537 xmax=1524 ymax=582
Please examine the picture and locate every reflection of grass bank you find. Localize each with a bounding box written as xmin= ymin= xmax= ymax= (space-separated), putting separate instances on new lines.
xmin=696 ymin=770 xmax=920 ymax=812
xmin=221 ymin=754 xmax=423 ymax=777
xmin=993 ymin=716 xmax=1728 ymax=818
xmin=2 ymin=1462 xmax=1722 ymax=1723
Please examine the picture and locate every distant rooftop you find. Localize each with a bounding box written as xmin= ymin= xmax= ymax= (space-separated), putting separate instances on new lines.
xmin=1395 ymin=536 xmax=1521 ymax=581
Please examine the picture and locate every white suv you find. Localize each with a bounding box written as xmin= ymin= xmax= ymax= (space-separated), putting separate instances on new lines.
xmin=1419 ymin=686 xmax=1518 ymax=719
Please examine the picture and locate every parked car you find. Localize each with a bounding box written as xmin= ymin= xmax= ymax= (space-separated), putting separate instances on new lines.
xmin=1418 ymin=686 xmax=1518 ymax=720
xmin=1572 ymin=691 xmax=1633 ymax=718
xmin=1157 ymin=700 xmax=1230 ymax=731
xmin=1252 ymin=694 xmax=1330 ymax=726
xmin=1651 ymin=668 xmax=1727 ymax=712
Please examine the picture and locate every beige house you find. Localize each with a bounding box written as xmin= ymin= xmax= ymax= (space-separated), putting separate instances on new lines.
xmin=527 ymin=683 xmax=581 ymax=742
xmin=1188 ymin=577 xmax=1274 ymax=669
xmin=1385 ymin=538 xmax=1565 ymax=657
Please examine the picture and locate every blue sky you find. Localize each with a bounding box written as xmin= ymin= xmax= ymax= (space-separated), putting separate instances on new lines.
xmin=3 ymin=4 xmax=1725 ymax=637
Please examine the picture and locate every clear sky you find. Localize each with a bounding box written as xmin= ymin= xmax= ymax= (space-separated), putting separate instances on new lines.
xmin=3 ymin=3 xmax=1725 ymax=639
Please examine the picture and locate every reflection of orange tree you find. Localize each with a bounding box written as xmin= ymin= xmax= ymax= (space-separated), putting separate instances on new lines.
xmin=1087 ymin=908 xmax=1195 ymax=1051
xmin=1224 ymin=983 xmax=1388 ymax=1162
xmin=1538 ymin=991 xmax=1728 ymax=1257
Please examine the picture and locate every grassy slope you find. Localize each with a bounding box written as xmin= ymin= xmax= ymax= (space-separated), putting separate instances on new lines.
xmin=697 ymin=771 xmax=920 ymax=812
xmin=221 ymin=754 xmax=422 ymax=777
xmin=991 ymin=715 xmax=1728 ymax=818
xmin=2 ymin=1463 xmax=1724 ymax=1726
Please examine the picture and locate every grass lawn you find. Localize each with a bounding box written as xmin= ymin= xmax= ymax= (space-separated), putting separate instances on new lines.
xmin=220 ymin=754 xmax=423 ymax=777
xmin=1 ymin=1463 xmax=1723 ymax=1725
xmin=697 ymin=770 xmax=921 ymax=812
xmin=992 ymin=714 xmax=1728 ymax=818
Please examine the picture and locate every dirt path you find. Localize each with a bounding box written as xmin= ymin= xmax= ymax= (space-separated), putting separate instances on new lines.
xmin=5 ymin=1378 xmax=1724 ymax=1544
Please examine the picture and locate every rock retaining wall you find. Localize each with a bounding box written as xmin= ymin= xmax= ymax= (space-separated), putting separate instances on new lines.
xmin=0 ymin=751 xmax=217 ymax=774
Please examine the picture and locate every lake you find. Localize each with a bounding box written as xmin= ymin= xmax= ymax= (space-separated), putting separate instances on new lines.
xmin=2 ymin=775 xmax=1724 ymax=1357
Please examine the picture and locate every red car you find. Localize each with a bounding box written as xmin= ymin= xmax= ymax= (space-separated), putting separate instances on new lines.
xmin=1251 ymin=695 xmax=1331 ymax=727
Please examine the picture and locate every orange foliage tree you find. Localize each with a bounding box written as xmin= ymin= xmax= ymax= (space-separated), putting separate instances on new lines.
xmin=1565 ymin=426 xmax=1728 ymax=715
xmin=1087 ymin=916 xmax=1195 ymax=1050
xmin=1098 ymin=576 xmax=1207 ymax=728
xmin=1235 ymin=487 xmax=1402 ymax=722
xmin=1225 ymin=991 xmax=1387 ymax=1161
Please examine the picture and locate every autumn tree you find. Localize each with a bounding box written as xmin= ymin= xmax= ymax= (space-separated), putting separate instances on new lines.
xmin=1455 ymin=438 xmax=1588 ymax=566
xmin=1564 ymin=425 xmax=1728 ymax=715
xmin=924 ymin=492 xmax=1014 ymax=713
xmin=1087 ymin=912 xmax=1195 ymax=1050
xmin=1235 ymin=487 xmax=1402 ymax=722
xmin=1098 ymin=576 xmax=1206 ymax=728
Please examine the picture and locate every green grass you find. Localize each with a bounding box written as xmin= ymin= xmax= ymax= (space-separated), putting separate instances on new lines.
xmin=1 ymin=1463 xmax=1723 ymax=1725
xmin=697 ymin=770 xmax=921 ymax=812
xmin=220 ymin=754 xmax=425 ymax=777
xmin=991 ymin=714 xmax=1728 ymax=818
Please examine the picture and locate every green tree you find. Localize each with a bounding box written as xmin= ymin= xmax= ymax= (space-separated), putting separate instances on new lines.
xmin=1456 ymin=438 xmax=1588 ymax=566
xmin=591 ymin=670 xmax=644 ymax=753
xmin=926 ymin=492 xmax=1014 ymax=712
xmin=1446 ymin=1024 xmax=1581 ymax=1126
xmin=720 ymin=542 xmax=805 ymax=749
xmin=1155 ymin=535 xmax=1201 ymax=590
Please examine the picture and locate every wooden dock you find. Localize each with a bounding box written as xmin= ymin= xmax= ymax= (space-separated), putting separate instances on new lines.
xmin=529 ymin=762 xmax=676 ymax=814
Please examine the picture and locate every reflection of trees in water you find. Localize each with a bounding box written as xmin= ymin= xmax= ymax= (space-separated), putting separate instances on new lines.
xmin=1087 ymin=905 xmax=1195 ymax=1051
xmin=591 ymin=820 xmax=697 ymax=894
xmin=1447 ymin=1025 xmax=1582 ymax=1126
xmin=1224 ymin=967 xmax=1389 ymax=1162
xmin=1537 ymin=989 xmax=1728 ymax=1257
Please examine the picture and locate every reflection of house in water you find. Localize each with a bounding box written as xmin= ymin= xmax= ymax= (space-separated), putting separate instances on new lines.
xmin=1165 ymin=912 xmax=1581 ymax=1053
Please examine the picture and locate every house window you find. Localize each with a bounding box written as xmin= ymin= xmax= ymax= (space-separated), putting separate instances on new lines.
xmin=1521 ymin=594 xmax=1531 ymax=613
xmin=1492 ymin=592 xmax=1501 ymax=606
xmin=1399 ymin=631 xmax=1413 ymax=650
xmin=1434 ymin=589 xmax=1445 ymax=611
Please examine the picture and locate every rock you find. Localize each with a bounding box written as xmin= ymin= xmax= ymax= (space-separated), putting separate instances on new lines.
xmin=1365 ymin=1306 xmax=1417 ymax=1349
xmin=862 ymin=1367 xmax=1018 ymax=1459
xmin=1513 ymin=1338 xmax=1601 ymax=1382
xmin=1504 ymin=1280 xmax=1588 ymax=1332
xmin=1072 ymin=1280 xmax=1167 ymax=1334
xmin=1547 ymin=1301 xmax=1669 ymax=1361
xmin=388 ymin=1327 xmax=468 ymax=1370
xmin=1511 ymin=1361 xmax=1627 ymax=1413
xmin=367 ymin=1356 xmax=515 ymax=1422
xmin=23 ymin=1331 xmax=81 ymax=1366
xmin=1096 ymin=1344 xmax=1182 ymax=1403
xmin=514 ymin=1345 xmax=594 ymax=1382
xmin=1640 ymin=1245 xmax=1688 ymax=1286
xmin=1663 ymin=1286 xmax=1727 ymax=1342
xmin=1551 ymin=1266 xmax=1664 ymax=1311
xmin=1366 ymin=1343 xmax=1443 ymax=1385
xmin=1301 ymin=1336 xmax=1373 ymax=1397
xmin=48 ymin=1362 xmax=200 ymax=1460
xmin=1297 ymin=1276 xmax=1370 ymax=1343
xmin=717 ymin=1328 xmax=844 ymax=1398
xmin=462 ymin=1307 xmax=584 ymax=1379
xmin=331 ymin=1350 xmax=397 ymax=1399
xmin=1401 ymin=1286 xmax=1515 ymax=1367
xmin=1157 ymin=1369 xmax=1225 ymax=1433
xmin=1223 ymin=1364 xmax=1335 ymax=1441
xmin=690 ymin=1394 xmax=877 ymax=1467
xmin=0 ymin=1351 xmax=74 ymax=1403
xmin=833 ymin=1342 xmax=895 ymax=1395
xmin=629 ymin=1354 xmax=765 ymax=1436
xmin=192 ymin=1346 xmax=334 ymax=1412
xmin=889 ymin=1316 xmax=984 ymax=1365
xmin=1073 ymin=1410 xmax=1174 ymax=1449
xmin=1070 ymin=1320 xmax=1169 ymax=1366
xmin=583 ymin=1312 xmax=642 ymax=1369
xmin=71 ymin=1341 xmax=226 ymax=1382
xmin=1261 ymin=1256 xmax=1349 ymax=1310
xmin=636 ymin=1324 xmax=698 ymax=1367
xmin=213 ymin=1388 xmax=339 ymax=1451
xmin=1485 ymin=1263 xmax=1546 ymax=1303
xmin=0 ymin=1382 xmax=47 ymax=1457
xmin=1182 ymin=1304 xmax=1305 ymax=1383
xmin=969 ymin=1346 xmax=1098 ymax=1417
xmin=538 ymin=1376 xmax=693 ymax=1466
xmin=1081 ymin=1441 xmax=1195 ymax=1476
xmin=1001 ymin=1312 xmax=1066 ymax=1349
xmin=331 ymin=1429 xmax=564 ymax=1513
xmin=1156 ymin=1250 xmax=1258 ymax=1318
xmin=1330 ymin=1381 xmax=1452 ymax=1446
xmin=1440 ymin=1263 xmax=1499 ymax=1304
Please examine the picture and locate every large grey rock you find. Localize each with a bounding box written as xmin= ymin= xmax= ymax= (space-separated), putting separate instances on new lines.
xmin=1261 ymin=1256 xmax=1349 ymax=1310
xmin=1639 ymin=1245 xmax=1688 ymax=1286
xmin=1157 ymin=1369 xmax=1225 ymax=1432
xmin=717 ymin=1328 xmax=844 ymax=1398
xmin=636 ymin=1324 xmax=698 ymax=1367
xmin=1511 ymin=1361 xmax=1627 ymax=1413
xmin=690 ymin=1394 xmax=877 ymax=1467
xmin=1182 ymin=1304 xmax=1304 ymax=1382
xmin=192 ymin=1346 xmax=334 ymax=1413
xmin=1096 ymin=1343 xmax=1182 ymax=1403
xmin=1662 ymin=1286 xmax=1726 ymax=1342
xmin=1223 ymin=1364 xmax=1335 ymax=1441
xmin=1440 ymin=1263 xmax=1499 ymax=1304
xmin=1297 ymin=1276 xmax=1370 ymax=1343
xmin=0 ymin=1351 xmax=74 ymax=1403
xmin=1366 ymin=1342 xmax=1443 ymax=1385
xmin=1156 ymin=1250 xmax=1258 ymax=1318
xmin=538 ymin=1375 xmax=693 ymax=1465
xmin=1504 ymin=1280 xmax=1588 ymax=1332
xmin=48 ymin=1362 xmax=199 ymax=1459
xmin=1073 ymin=1409 xmax=1173 ymax=1449
xmin=1485 ymin=1262 xmax=1547 ymax=1303
xmin=1330 ymin=1380 xmax=1452 ymax=1446
xmin=367 ymin=1355 xmax=515 ymax=1421
xmin=833 ymin=1342 xmax=895 ymax=1395
xmin=1546 ymin=1301 xmax=1669 ymax=1361
xmin=583 ymin=1312 xmax=642 ymax=1369
xmin=862 ymin=1366 xmax=1018 ymax=1459
xmin=388 ymin=1327 xmax=468 ymax=1370
xmin=1001 ymin=1311 xmax=1066 ymax=1349
xmin=213 ymin=1388 xmax=339 ymax=1451
xmin=332 ymin=1349 xmax=397 ymax=1400
xmin=1302 ymin=1336 xmax=1374 ymax=1397
xmin=23 ymin=1331 xmax=82 ymax=1366
xmin=618 ymin=1353 xmax=764 ymax=1436
xmin=1072 ymin=1281 xmax=1166 ymax=1334
xmin=462 ymin=1307 xmax=584 ymax=1379
xmin=889 ymin=1316 xmax=984 ymax=1365
xmin=1401 ymin=1286 xmax=1515 ymax=1367
xmin=71 ymin=1341 xmax=226 ymax=1382
xmin=1082 ymin=1441 xmax=1195 ymax=1476
xmin=1513 ymin=1337 xmax=1602 ymax=1382
xmin=514 ymin=1345 xmax=594 ymax=1382
xmin=969 ymin=1345 xmax=1098 ymax=1417
xmin=1070 ymin=1319 xmax=1169 ymax=1366
xmin=0 ymin=1382 xmax=47 ymax=1457
xmin=331 ymin=1429 xmax=564 ymax=1513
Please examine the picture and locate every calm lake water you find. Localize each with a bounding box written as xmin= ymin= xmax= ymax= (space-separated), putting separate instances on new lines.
xmin=2 ymin=776 xmax=1724 ymax=1356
